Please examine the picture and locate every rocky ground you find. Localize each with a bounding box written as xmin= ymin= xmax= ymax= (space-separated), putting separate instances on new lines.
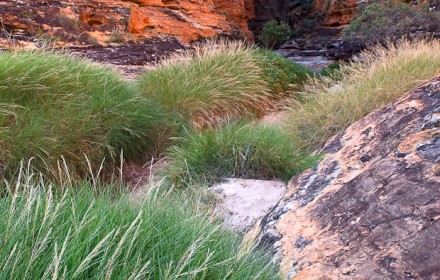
xmin=211 ymin=179 xmax=286 ymax=233
xmin=250 ymin=76 xmax=440 ymax=279
xmin=68 ymin=36 xmax=187 ymax=78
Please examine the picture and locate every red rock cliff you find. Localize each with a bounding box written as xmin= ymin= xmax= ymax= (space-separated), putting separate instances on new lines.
xmin=0 ymin=0 xmax=255 ymax=46
xmin=313 ymin=0 xmax=434 ymax=27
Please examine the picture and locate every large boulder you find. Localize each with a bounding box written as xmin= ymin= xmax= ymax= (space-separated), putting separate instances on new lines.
xmin=252 ymin=77 xmax=440 ymax=279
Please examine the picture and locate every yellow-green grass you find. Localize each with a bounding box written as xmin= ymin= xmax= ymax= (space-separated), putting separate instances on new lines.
xmin=137 ymin=41 xmax=312 ymax=129
xmin=0 ymin=51 xmax=162 ymax=180
xmin=284 ymin=39 xmax=440 ymax=150
xmin=165 ymin=122 xmax=318 ymax=187
xmin=253 ymin=48 xmax=313 ymax=96
xmin=0 ymin=172 xmax=278 ymax=279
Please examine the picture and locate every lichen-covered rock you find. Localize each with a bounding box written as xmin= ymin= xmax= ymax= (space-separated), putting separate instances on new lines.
xmin=252 ymin=77 xmax=440 ymax=279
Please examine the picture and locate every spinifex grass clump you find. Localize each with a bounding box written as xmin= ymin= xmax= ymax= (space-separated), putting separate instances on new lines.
xmin=253 ymin=49 xmax=313 ymax=96
xmin=0 ymin=175 xmax=277 ymax=279
xmin=138 ymin=41 xmax=272 ymax=128
xmin=166 ymin=122 xmax=318 ymax=187
xmin=0 ymin=51 xmax=161 ymax=179
xmin=138 ymin=41 xmax=312 ymax=129
xmin=284 ymin=39 xmax=440 ymax=150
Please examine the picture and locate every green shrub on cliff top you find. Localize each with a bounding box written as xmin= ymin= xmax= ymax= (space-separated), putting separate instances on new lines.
xmin=343 ymin=1 xmax=440 ymax=42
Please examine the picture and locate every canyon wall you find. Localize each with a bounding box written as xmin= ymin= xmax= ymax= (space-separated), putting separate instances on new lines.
xmin=312 ymin=0 xmax=358 ymax=27
xmin=312 ymin=0 xmax=436 ymax=27
xmin=1 ymin=0 xmax=437 ymax=48
xmin=0 ymin=0 xmax=255 ymax=46
xmin=247 ymin=0 xmax=289 ymax=34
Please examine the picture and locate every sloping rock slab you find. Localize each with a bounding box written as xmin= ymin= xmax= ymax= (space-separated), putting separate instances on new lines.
xmin=211 ymin=179 xmax=286 ymax=233
xmin=252 ymin=77 xmax=440 ymax=279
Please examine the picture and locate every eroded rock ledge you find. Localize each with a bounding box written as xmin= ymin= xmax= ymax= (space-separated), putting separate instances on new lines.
xmin=252 ymin=77 xmax=440 ymax=279
xmin=0 ymin=0 xmax=253 ymax=46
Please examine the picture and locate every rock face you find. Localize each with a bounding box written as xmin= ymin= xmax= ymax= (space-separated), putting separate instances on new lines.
xmin=0 ymin=0 xmax=254 ymax=46
xmin=211 ymin=178 xmax=286 ymax=233
xmin=313 ymin=0 xmax=358 ymax=27
xmin=247 ymin=0 xmax=289 ymax=34
xmin=312 ymin=0 xmax=436 ymax=27
xmin=252 ymin=77 xmax=440 ymax=279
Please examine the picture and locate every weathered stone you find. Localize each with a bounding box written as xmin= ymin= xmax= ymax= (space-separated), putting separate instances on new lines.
xmin=0 ymin=0 xmax=254 ymax=46
xmin=312 ymin=0 xmax=436 ymax=27
xmin=211 ymin=178 xmax=286 ymax=233
xmin=251 ymin=77 xmax=440 ymax=279
xmin=313 ymin=0 xmax=358 ymax=27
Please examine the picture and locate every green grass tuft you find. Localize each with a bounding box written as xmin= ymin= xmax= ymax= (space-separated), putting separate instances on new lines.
xmin=138 ymin=41 xmax=272 ymax=129
xmin=137 ymin=41 xmax=311 ymax=129
xmin=165 ymin=122 xmax=318 ymax=187
xmin=0 ymin=50 xmax=162 ymax=179
xmin=284 ymin=39 xmax=440 ymax=150
xmin=0 ymin=177 xmax=278 ymax=279
xmin=254 ymin=49 xmax=313 ymax=96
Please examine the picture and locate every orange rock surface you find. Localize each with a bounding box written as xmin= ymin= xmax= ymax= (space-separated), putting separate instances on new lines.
xmin=252 ymin=76 xmax=440 ymax=279
xmin=313 ymin=0 xmax=358 ymax=27
xmin=313 ymin=0 xmax=434 ymax=27
xmin=0 ymin=0 xmax=254 ymax=46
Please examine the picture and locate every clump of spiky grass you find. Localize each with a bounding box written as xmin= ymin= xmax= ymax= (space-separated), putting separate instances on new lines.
xmin=284 ymin=39 xmax=440 ymax=150
xmin=0 ymin=50 xmax=162 ymax=179
xmin=253 ymin=49 xmax=313 ymax=96
xmin=0 ymin=168 xmax=277 ymax=279
xmin=137 ymin=40 xmax=273 ymax=128
xmin=165 ymin=122 xmax=318 ymax=187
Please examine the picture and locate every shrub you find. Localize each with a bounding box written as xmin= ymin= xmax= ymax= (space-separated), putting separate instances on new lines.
xmin=31 ymin=28 xmax=61 ymax=48
xmin=253 ymin=49 xmax=313 ymax=96
xmin=284 ymin=39 xmax=440 ymax=150
xmin=0 ymin=51 xmax=162 ymax=179
xmin=137 ymin=41 xmax=272 ymax=129
xmin=318 ymin=62 xmax=341 ymax=78
xmin=258 ymin=20 xmax=292 ymax=49
xmin=342 ymin=1 xmax=440 ymax=43
xmin=0 ymin=178 xmax=277 ymax=279
xmin=58 ymin=14 xmax=80 ymax=32
xmin=106 ymin=27 xmax=127 ymax=44
xmin=165 ymin=122 xmax=318 ymax=187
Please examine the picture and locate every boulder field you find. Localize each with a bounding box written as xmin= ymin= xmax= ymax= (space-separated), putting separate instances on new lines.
xmin=249 ymin=77 xmax=440 ymax=279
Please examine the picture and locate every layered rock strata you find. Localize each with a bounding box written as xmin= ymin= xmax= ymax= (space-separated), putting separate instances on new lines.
xmin=0 ymin=0 xmax=254 ymax=46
